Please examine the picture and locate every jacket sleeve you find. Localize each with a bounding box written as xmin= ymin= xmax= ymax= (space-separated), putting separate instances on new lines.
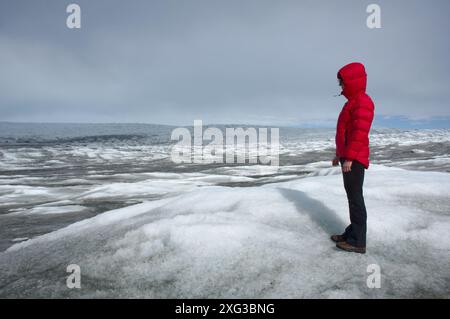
xmin=344 ymin=98 xmax=374 ymax=161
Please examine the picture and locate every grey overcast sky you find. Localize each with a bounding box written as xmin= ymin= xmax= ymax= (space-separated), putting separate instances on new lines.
xmin=0 ymin=0 xmax=449 ymax=126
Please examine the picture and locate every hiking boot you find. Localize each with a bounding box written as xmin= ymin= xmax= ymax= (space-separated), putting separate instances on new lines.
xmin=330 ymin=234 xmax=346 ymax=243
xmin=336 ymin=241 xmax=366 ymax=254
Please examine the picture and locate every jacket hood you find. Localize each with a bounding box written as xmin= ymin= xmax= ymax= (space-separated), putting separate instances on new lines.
xmin=337 ymin=62 xmax=367 ymax=100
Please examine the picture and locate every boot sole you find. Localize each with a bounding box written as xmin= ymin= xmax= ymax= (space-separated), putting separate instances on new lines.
xmin=336 ymin=244 xmax=366 ymax=254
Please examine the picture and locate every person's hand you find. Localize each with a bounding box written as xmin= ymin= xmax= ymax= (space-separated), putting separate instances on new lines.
xmin=342 ymin=160 xmax=353 ymax=172
xmin=332 ymin=156 xmax=340 ymax=167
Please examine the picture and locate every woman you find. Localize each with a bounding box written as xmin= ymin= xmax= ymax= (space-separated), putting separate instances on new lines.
xmin=331 ymin=62 xmax=375 ymax=254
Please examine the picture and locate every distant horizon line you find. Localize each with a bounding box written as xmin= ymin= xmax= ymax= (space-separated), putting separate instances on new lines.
xmin=1 ymin=120 xmax=450 ymax=130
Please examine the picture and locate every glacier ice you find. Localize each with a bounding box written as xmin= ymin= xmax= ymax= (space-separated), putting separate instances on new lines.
xmin=0 ymin=165 xmax=449 ymax=298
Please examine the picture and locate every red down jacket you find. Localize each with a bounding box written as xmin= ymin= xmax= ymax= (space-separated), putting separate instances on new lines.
xmin=335 ymin=62 xmax=375 ymax=169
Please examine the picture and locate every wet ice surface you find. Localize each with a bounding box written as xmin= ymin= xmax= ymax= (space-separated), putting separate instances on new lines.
xmin=0 ymin=123 xmax=449 ymax=298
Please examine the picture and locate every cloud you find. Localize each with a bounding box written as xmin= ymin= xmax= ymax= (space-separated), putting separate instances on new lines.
xmin=1 ymin=0 xmax=449 ymax=125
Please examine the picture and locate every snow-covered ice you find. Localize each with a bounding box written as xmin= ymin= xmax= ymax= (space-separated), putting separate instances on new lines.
xmin=0 ymin=165 xmax=449 ymax=298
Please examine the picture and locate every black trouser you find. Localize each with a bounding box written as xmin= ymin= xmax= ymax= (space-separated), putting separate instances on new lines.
xmin=340 ymin=158 xmax=367 ymax=247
